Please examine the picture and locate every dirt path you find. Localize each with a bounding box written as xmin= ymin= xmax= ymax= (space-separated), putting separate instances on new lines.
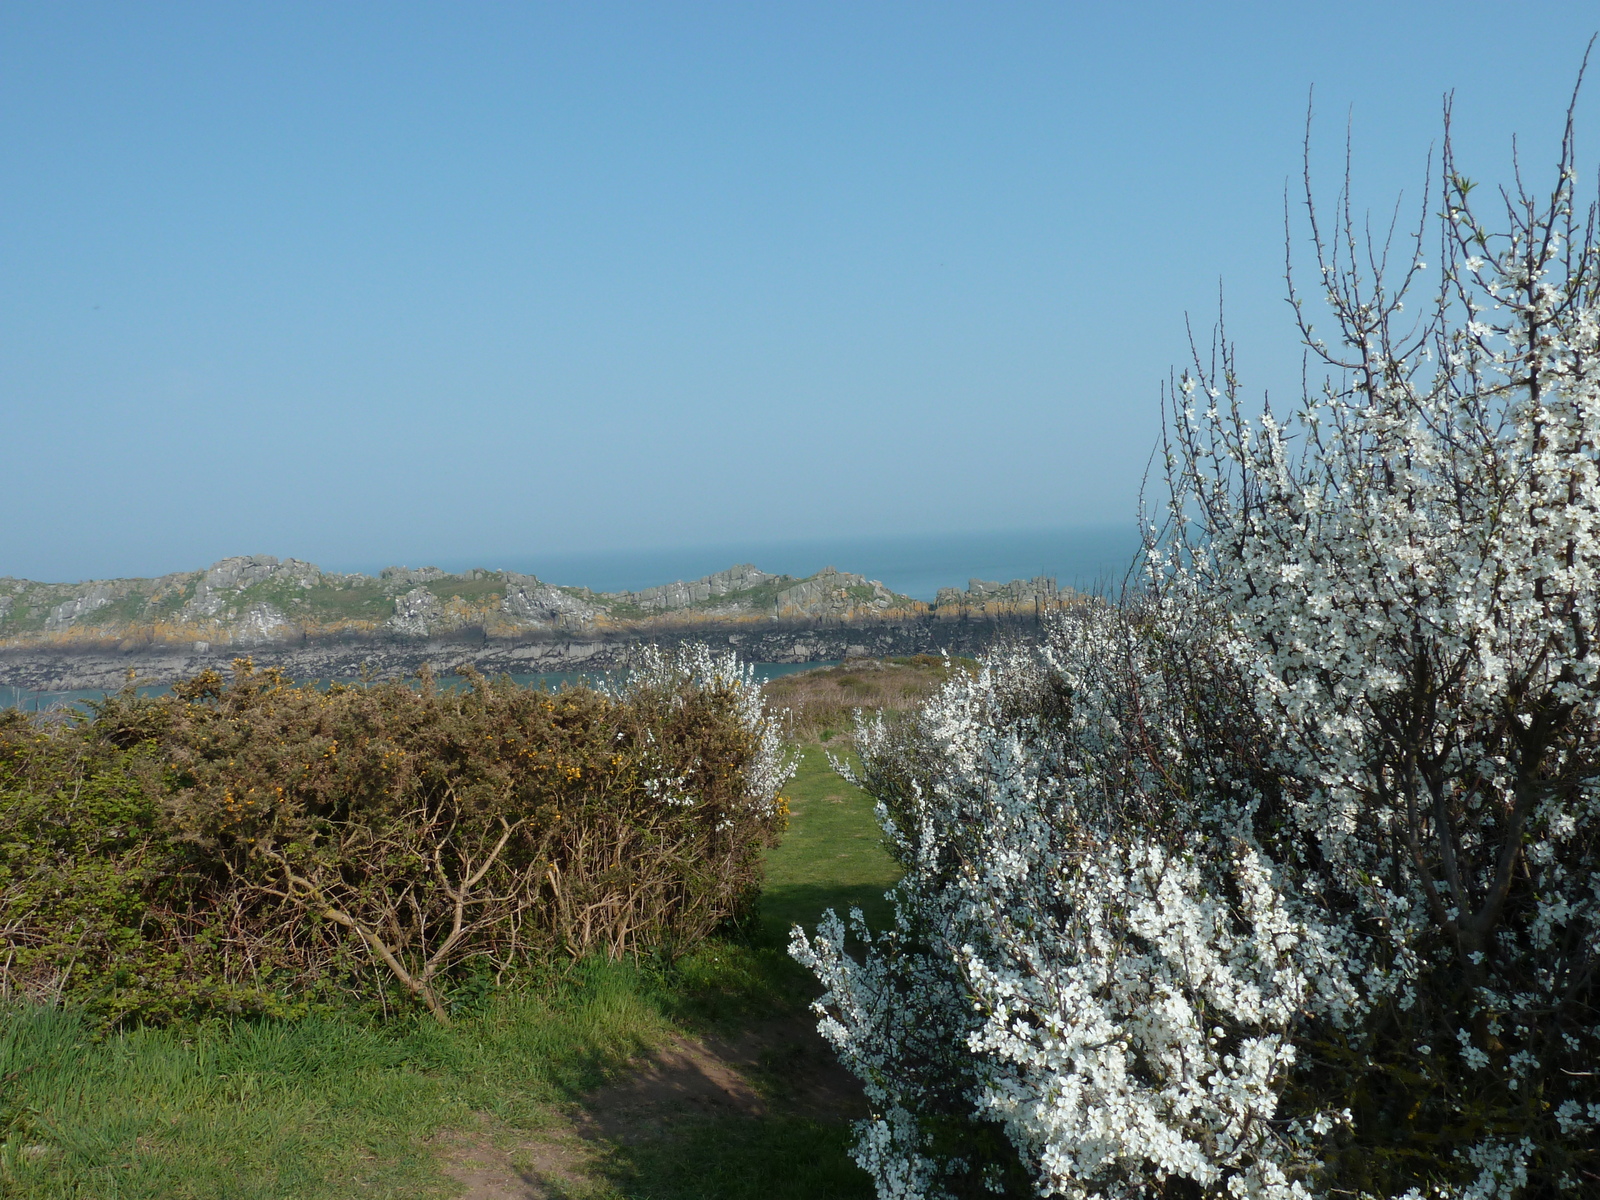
xmin=437 ymin=1010 xmax=866 ymax=1199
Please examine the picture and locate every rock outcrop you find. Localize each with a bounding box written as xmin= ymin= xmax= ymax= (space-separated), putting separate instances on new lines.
xmin=499 ymin=574 xmax=606 ymax=630
xmin=614 ymin=563 xmax=778 ymax=612
xmin=933 ymin=575 xmax=1064 ymax=617
xmin=387 ymin=587 xmax=447 ymax=637
xmin=0 ymin=555 xmax=1079 ymax=690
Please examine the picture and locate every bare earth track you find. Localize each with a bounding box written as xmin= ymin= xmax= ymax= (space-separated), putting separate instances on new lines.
xmin=439 ymin=1013 xmax=866 ymax=1199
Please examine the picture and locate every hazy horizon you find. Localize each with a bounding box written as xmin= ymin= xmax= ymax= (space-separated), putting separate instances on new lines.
xmin=3 ymin=522 xmax=1142 ymax=603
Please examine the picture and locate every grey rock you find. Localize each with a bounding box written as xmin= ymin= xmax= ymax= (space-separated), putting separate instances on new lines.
xmin=379 ymin=565 xmax=449 ymax=591
xmin=936 ymin=576 xmax=1061 ymax=609
xmin=501 ymin=575 xmax=602 ymax=629
xmin=616 ymin=563 xmax=778 ymax=611
xmin=185 ymin=555 xmax=323 ymax=618
xmin=387 ymin=587 xmax=446 ymax=637
xmin=234 ymin=602 xmax=295 ymax=644
xmin=774 ymin=567 xmax=902 ymax=617
xmin=45 ymin=584 xmax=114 ymax=630
xmin=0 ymin=605 xmax=1062 ymax=693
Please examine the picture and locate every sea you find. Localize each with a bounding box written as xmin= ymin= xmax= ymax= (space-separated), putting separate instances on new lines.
xmin=3 ymin=524 xmax=1142 ymax=712
xmin=466 ymin=523 xmax=1141 ymax=601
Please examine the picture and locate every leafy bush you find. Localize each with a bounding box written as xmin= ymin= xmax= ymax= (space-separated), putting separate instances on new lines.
xmin=0 ymin=645 xmax=792 ymax=1027
xmin=793 ymin=87 xmax=1600 ymax=1199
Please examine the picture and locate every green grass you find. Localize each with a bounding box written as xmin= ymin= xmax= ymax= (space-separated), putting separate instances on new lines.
xmin=578 ymin=1118 xmax=867 ymax=1199
xmin=762 ymin=745 xmax=900 ymax=941
xmin=422 ymin=577 xmax=507 ymax=605
xmin=0 ymin=595 xmax=59 ymax=633
xmin=278 ymin=582 xmax=397 ymax=623
xmin=587 ymin=578 xmax=799 ymax=621
xmin=75 ymin=592 xmax=147 ymax=627
xmin=0 ymin=581 xmax=199 ymax=633
xmin=0 ymin=743 xmax=899 ymax=1199
xmin=651 ymin=746 xmax=901 ymax=1033
xmin=686 ymin=578 xmax=795 ymax=612
xmin=0 ymin=959 xmax=668 ymax=1198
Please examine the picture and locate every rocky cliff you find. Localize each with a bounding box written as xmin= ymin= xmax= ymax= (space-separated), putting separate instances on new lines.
xmin=0 ymin=555 xmax=1076 ymax=690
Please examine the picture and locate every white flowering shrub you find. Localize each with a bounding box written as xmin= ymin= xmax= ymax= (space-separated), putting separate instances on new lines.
xmin=618 ymin=642 xmax=797 ymax=823
xmin=795 ymin=89 xmax=1600 ymax=1198
xmin=794 ymin=603 xmax=1353 ymax=1198
xmin=1159 ymin=87 xmax=1600 ymax=1196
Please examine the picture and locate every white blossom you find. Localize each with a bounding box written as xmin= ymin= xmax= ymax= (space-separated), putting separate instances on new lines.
xmin=795 ymin=91 xmax=1600 ymax=1199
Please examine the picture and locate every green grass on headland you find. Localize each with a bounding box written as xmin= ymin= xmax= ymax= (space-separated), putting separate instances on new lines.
xmin=763 ymin=654 xmax=973 ymax=743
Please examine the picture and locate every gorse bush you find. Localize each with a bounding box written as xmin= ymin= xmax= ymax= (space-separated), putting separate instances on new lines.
xmin=793 ymin=84 xmax=1600 ymax=1199
xmin=0 ymin=645 xmax=792 ymax=1027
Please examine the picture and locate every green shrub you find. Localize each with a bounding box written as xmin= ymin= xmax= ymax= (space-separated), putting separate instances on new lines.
xmin=0 ymin=648 xmax=790 ymax=1027
xmin=0 ymin=710 xmax=231 ymax=1025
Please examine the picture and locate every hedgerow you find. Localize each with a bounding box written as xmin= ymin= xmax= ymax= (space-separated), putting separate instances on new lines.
xmin=0 ymin=645 xmax=792 ymax=1027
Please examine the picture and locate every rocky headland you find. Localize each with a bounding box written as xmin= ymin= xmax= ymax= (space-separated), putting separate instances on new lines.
xmin=0 ymin=556 xmax=1074 ymax=691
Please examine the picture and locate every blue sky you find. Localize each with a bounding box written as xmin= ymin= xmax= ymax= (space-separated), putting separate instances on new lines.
xmin=3 ymin=3 xmax=1598 ymax=583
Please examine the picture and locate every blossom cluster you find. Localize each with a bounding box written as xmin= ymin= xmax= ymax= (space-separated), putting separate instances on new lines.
xmin=619 ymin=642 xmax=796 ymax=821
xmin=1156 ymin=96 xmax=1600 ymax=1196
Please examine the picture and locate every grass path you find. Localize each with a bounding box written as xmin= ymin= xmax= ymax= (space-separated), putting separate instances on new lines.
xmin=0 ymin=742 xmax=901 ymax=1199
xmin=761 ymin=743 xmax=901 ymax=942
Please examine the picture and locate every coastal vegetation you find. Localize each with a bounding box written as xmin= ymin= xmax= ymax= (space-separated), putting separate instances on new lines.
xmin=0 ymin=561 xmax=935 ymax=650
xmin=0 ymin=647 xmax=790 ymax=1029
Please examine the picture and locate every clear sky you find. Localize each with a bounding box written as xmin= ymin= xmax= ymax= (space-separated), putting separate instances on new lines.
xmin=3 ymin=2 xmax=1598 ymax=583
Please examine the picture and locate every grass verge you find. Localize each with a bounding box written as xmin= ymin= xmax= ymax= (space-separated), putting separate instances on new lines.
xmin=761 ymin=744 xmax=899 ymax=940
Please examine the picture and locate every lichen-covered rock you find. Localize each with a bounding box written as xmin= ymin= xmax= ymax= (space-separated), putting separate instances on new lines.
xmin=934 ymin=575 xmax=1059 ymax=608
xmin=386 ymin=587 xmax=446 ymax=637
xmin=45 ymin=584 xmax=115 ymax=630
xmin=775 ymin=567 xmax=904 ymax=618
xmin=378 ymin=565 xmax=448 ymax=591
xmin=185 ymin=556 xmax=320 ymax=618
xmin=234 ymin=602 xmax=295 ymax=644
xmin=617 ymin=563 xmax=779 ymax=611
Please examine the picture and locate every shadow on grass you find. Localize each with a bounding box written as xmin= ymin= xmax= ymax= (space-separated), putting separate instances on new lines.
xmin=653 ymin=880 xmax=898 ymax=1029
xmin=584 ymin=1115 xmax=872 ymax=1200
xmin=759 ymin=881 xmax=897 ymax=945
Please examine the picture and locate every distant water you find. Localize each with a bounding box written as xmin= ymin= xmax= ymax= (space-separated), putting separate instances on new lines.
xmin=441 ymin=524 xmax=1142 ymax=601
xmin=1 ymin=661 xmax=841 ymax=714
